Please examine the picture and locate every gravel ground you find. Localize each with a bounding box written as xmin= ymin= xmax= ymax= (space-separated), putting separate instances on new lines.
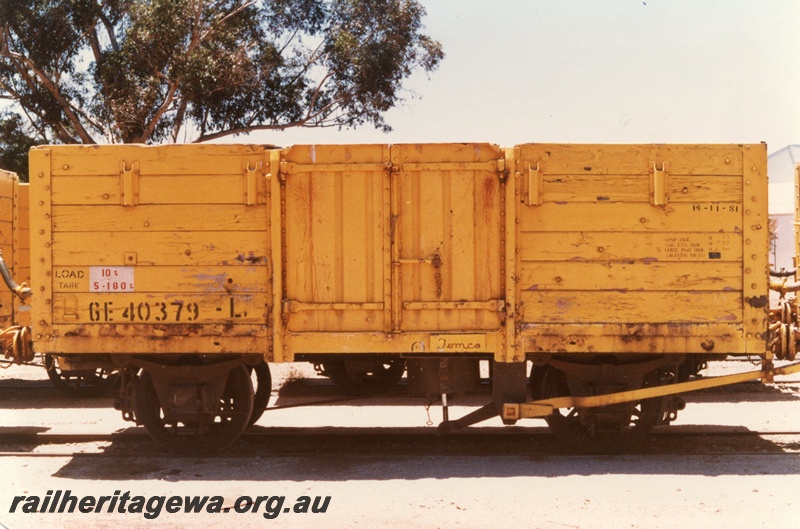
xmin=0 ymin=358 xmax=799 ymax=529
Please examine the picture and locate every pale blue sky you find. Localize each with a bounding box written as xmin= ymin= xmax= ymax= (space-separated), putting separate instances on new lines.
xmin=255 ymin=0 xmax=800 ymax=154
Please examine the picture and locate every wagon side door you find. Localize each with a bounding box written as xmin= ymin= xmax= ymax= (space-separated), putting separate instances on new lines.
xmin=390 ymin=143 xmax=506 ymax=332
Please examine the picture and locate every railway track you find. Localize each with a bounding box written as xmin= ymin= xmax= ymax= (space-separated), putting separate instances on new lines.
xmin=1 ymin=427 xmax=799 ymax=458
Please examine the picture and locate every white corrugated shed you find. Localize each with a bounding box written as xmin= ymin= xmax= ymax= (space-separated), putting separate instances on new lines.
xmin=768 ymin=145 xmax=800 ymax=184
xmin=768 ymin=146 xmax=799 ymax=269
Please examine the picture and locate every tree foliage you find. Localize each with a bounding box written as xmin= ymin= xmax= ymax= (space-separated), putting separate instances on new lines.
xmin=0 ymin=111 xmax=36 ymax=180
xmin=0 ymin=0 xmax=443 ymax=154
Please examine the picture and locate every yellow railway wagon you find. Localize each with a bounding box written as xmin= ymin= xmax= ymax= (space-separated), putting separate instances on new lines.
xmin=0 ymin=171 xmax=29 ymax=329
xmin=24 ymin=142 xmax=784 ymax=453
xmin=13 ymin=182 xmax=30 ymax=328
xmin=0 ymin=170 xmax=17 ymax=328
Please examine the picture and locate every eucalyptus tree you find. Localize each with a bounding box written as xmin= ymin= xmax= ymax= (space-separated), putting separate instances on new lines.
xmin=0 ymin=0 xmax=444 ymax=178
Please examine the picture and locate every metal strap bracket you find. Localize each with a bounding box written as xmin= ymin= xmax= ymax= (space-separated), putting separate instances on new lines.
xmin=650 ymin=161 xmax=668 ymax=206
xmin=527 ymin=163 xmax=542 ymax=206
xmin=120 ymin=161 xmax=140 ymax=207
xmin=244 ymin=161 xmax=263 ymax=206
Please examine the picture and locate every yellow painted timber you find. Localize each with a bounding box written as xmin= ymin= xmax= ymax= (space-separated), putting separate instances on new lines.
xmin=48 ymin=144 xmax=269 ymax=176
xmin=519 ymin=232 xmax=742 ymax=262
xmin=268 ymin=149 xmax=283 ymax=362
xmin=50 ymin=266 xmax=268 ymax=293
xmin=31 ymin=144 xmax=272 ymax=354
xmin=52 ymin=174 xmax=264 ymax=205
xmin=520 ymin=291 xmax=741 ymax=324
xmin=0 ymin=171 xmax=14 ymax=328
xmin=503 ymin=147 xmax=519 ymax=361
xmin=52 ymin=293 xmax=267 ymax=324
xmin=520 ymin=261 xmax=742 ymax=291
xmin=25 ymin=142 xmax=769 ymax=362
xmin=29 ymin=148 xmax=53 ymax=344
xmin=524 ymin=323 xmax=746 ymax=354
xmin=13 ymin=182 xmax=30 ymax=327
xmin=517 ymin=144 xmax=743 ymax=175
xmin=48 ymin=325 xmax=268 ymax=354
xmin=391 ymin=143 xmax=504 ymax=333
xmin=540 ymin=174 xmax=742 ymax=203
xmin=514 ymin=144 xmax=764 ymax=355
xmin=51 ymin=231 xmax=268 ymax=267
xmin=796 ymin=163 xmax=800 ymax=264
xmin=520 ymin=203 xmax=743 ymax=233
xmin=52 ymin=205 xmax=268 ymax=231
xmin=282 ymin=144 xmax=388 ymax=333
xmin=741 ymin=144 xmax=769 ymax=353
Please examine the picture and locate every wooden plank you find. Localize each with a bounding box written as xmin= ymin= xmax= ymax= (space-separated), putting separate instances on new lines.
xmin=0 ymin=224 xmax=12 ymax=246
xmin=287 ymin=310 xmax=386 ymax=333
xmin=523 ymin=330 xmax=745 ymax=354
xmin=52 ymin=204 xmax=268 ymax=232
xmin=0 ymin=199 xmax=12 ymax=221
xmin=0 ymin=174 xmax=15 ymax=196
xmin=540 ymin=174 xmax=743 ymax=203
xmin=51 ymin=265 xmax=269 ymax=293
xmin=52 ymin=292 xmax=268 ymax=325
xmin=520 ymin=291 xmax=742 ymax=323
xmin=52 ymin=231 xmax=268 ymax=266
xmin=517 ymin=144 xmax=743 ymax=175
xmin=284 ymin=169 xmax=386 ymax=304
xmin=15 ymin=212 xmax=29 ymax=230
xmin=44 ymin=144 xmax=271 ymax=176
xmin=284 ymin=144 xmax=389 ymax=165
xmin=13 ymin=249 xmax=29 ymax=271
xmin=519 ymin=232 xmax=742 ymax=262
xmin=0 ymin=291 xmax=13 ymax=321
xmin=52 ymin=174 xmax=255 ymax=205
xmin=519 ymin=261 xmax=742 ymax=291
xmin=519 ymin=203 xmax=743 ymax=232
xmin=14 ymin=229 xmax=28 ymax=250
xmin=49 ymin=324 xmax=268 ymax=355
xmin=519 ymin=322 xmax=743 ymax=337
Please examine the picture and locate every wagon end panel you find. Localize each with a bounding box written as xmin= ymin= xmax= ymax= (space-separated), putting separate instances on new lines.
xmin=0 ymin=170 xmax=18 ymax=328
xmin=30 ymin=144 xmax=273 ymax=356
xmin=13 ymin=181 xmax=30 ymax=327
xmin=515 ymin=143 xmax=768 ymax=355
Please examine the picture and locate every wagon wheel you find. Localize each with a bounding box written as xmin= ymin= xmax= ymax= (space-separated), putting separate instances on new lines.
xmin=136 ymin=365 xmax=253 ymax=454
xmin=44 ymin=354 xmax=119 ymax=398
xmin=247 ymin=362 xmax=272 ymax=427
xmin=537 ymin=366 xmax=662 ymax=454
xmin=322 ymin=359 xmax=405 ymax=395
